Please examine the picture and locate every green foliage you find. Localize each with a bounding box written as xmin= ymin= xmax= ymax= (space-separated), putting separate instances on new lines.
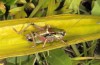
xmin=6 ymin=55 xmax=35 ymax=65
xmin=47 ymin=49 xmax=72 ymax=65
xmin=0 ymin=0 xmax=100 ymax=65
xmin=0 ymin=2 xmax=5 ymax=15
xmin=91 ymin=1 xmax=100 ymax=15
xmin=2 ymin=0 xmax=17 ymax=5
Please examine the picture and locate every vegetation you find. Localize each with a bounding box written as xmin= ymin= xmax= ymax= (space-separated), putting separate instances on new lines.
xmin=0 ymin=0 xmax=100 ymax=65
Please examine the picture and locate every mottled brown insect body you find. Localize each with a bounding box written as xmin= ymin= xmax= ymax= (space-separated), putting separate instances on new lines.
xmin=13 ymin=23 xmax=66 ymax=47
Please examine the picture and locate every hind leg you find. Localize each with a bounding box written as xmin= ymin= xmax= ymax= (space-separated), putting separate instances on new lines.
xmin=43 ymin=39 xmax=48 ymax=47
xmin=57 ymin=38 xmax=67 ymax=44
xmin=61 ymin=39 xmax=67 ymax=44
xmin=30 ymin=32 xmax=36 ymax=47
xmin=31 ymin=23 xmax=51 ymax=32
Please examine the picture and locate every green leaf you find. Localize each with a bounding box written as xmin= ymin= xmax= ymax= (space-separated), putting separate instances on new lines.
xmin=9 ymin=7 xmax=24 ymax=15
xmin=2 ymin=0 xmax=17 ymax=6
xmin=25 ymin=3 xmax=35 ymax=9
xmin=91 ymin=60 xmax=100 ymax=65
xmin=69 ymin=0 xmax=81 ymax=14
xmin=14 ymin=10 xmax=27 ymax=18
xmin=0 ymin=2 xmax=6 ymax=15
xmin=46 ymin=0 xmax=61 ymax=16
xmin=41 ymin=0 xmax=49 ymax=9
xmin=60 ymin=0 xmax=73 ymax=13
xmin=29 ymin=0 xmax=48 ymax=17
xmin=17 ymin=0 xmax=26 ymax=4
xmin=0 ymin=14 xmax=100 ymax=59
xmin=9 ymin=6 xmax=27 ymax=18
xmin=47 ymin=48 xmax=72 ymax=65
xmin=91 ymin=1 xmax=100 ymax=15
xmin=97 ymin=0 xmax=100 ymax=6
xmin=6 ymin=55 xmax=35 ymax=65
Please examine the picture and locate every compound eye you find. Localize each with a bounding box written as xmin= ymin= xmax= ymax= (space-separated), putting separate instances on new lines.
xmin=62 ymin=32 xmax=66 ymax=36
xmin=58 ymin=31 xmax=66 ymax=36
xmin=27 ymin=36 xmax=33 ymax=42
xmin=26 ymin=34 xmax=33 ymax=42
xmin=27 ymin=38 xmax=33 ymax=42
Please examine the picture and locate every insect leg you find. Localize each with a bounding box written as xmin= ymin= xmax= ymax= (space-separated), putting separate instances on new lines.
xmin=20 ymin=23 xmax=50 ymax=33
xmin=19 ymin=23 xmax=33 ymax=33
xmin=13 ymin=27 xmax=19 ymax=34
xmin=45 ymin=25 xmax=51 ymax=33
xmin=58 ymin=38 xmax=67 ymax=44
xmin=31 ymin=23 xmax=45 ymax=31
xmin=30 ymin=32 xmax=36 ymax=47
xmin=13 ymin=23 xmax=31 ymax=34
xmin=43 ymin=39 xmax=48 ymax=47
xmin=13 ymin=27 xmax=23 ymax=34
xmin=61 ymin=39 xmax=67 ymax=44
xmin=32 ymin=23 xmax=51 ymax=32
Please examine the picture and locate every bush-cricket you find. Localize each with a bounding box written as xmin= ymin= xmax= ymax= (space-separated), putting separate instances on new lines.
xmin=13 ymin=23 xmax=66 ymax=47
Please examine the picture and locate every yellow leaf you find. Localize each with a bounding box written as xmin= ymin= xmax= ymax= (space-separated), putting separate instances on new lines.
xmin=0 ymin=14 xmax=100 ymax=59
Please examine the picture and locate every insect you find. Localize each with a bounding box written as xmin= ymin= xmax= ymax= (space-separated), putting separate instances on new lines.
xmin=13 ymin=23 xmax=66 ymax=47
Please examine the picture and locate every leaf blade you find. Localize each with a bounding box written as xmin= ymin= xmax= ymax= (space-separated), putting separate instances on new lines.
xmin=0 ymin=14 xmax=100 ymax=59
